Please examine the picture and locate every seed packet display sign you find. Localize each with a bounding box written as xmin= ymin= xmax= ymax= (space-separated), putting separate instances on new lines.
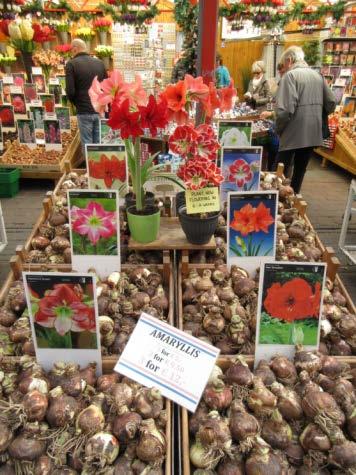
xmin=115 ymin=312 xmax=220 ymax=412
xmin=40 ymin=94 xmax=55 ymax=113
xmin=17 ymin=119 xmax=36 ymax=149
xmin=227 ymin=191 xmax=278 ymax=277
xmin=67 ymin=190 xmax=121 ymax=277
xmin=85 ymin=144 xmax=128 ymax=199
xmin=342 ymin=96 xmax=356 ymax=117
xmin=221 ymin=146 xmax=262 ymax=202
xmin=255 ymin=262 xmax=326 ymax=366
xmin=0 ymin=105 xmax=15 ymax=131
xmin=23 ymin=272 xmax=102 ymax=373
xmin=331 ymin=85 xmax=346 ymax=105
xmin=30 ymin=106 xmax=45 ymax=130
xmin=10 ymin=93 xmax=27 ymax=116
xmin=55 ymin=106 xmax=70 ymax=131
xmin=44 ymin=119 xmax=62 ymax=151
xmin=32 ymin=74 xmax=46 ymax=94
xmin=218 ymin=120 xmax=252 ymax=148
xmin=49 ymin=84 xmax=62 ymax=104
xmin=23 ymin=83 xmax=37 ymax=103
xmin=100 ymin=119 xmax=123 ymax=144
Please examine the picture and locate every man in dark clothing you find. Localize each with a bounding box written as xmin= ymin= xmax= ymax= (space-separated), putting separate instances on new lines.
xmin=65 ymin=38 xmax=107 ymax=149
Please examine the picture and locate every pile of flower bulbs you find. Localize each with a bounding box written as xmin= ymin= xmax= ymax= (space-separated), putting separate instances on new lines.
xmin=25 ymin=171 xmax=161 ymax=266
xmin=189 ymin=348 xmax=356 ymax=474
xmin=182 ymin=266 xmax=257 ymax=355
xmin=0 ymin=267 xmax=169 ymax=357
xmin=0 ymin=357 xmax=167 ymax=474
xmin=190 ymin=172 xmax=322 ymax=265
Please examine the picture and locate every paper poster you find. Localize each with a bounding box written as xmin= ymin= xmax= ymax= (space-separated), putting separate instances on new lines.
xmin=115 ymin=312 xmax=220 ymax=412
xmin=255 ymin=262 xmax=326 ymax=366
xmin=49 ymin=84 xmax=62 ymax=104
xmin=17 ymin=119 xmax=36 ymax=149
xmin=331 ymin=85 xmax=346 ymax=105
xmin=0 ymin=105 xmax=15 ymax=131
xmin=12 ymin=73 xmax=25 ymax=87
xmin=67 ymin=190 xmax=121 ymax=277
xmin=44 ymin=119 xmax=62 ymax=151
xmin=341 ymin=96 xmax=356 ymax=117
xmin=227 ymin=191 xmax=278 ymax=277
xmin=221 ymin=146 xmax=262 ymax=202
xmin=218 ymin=120 xmax=252 ymax=148
xmin=10 ymin=93 xmax=27 ymax=116
xmin=0 ymin=122 xmax=3 ymax=152
xmin=32 ymin=74 xmax=46 ymax=93
xmin=335 ymin=77 xmax=347 ymax=87
xmin=30 ymin=106 xmax=45 ymax=130
xmin=24 ymin=83 xmax=38 ymax=103
xmin=55 ymin=106 xmax=70 ymax=131
xmin=39 ymin=94 xmax=55 ymax=113
xmin=23 ymin=272 xmax=102 ymax=373
xmin=185 ymin=187 xmax=220 ymax=214
xmin=100 ymin=119 xmax=123 ymax=144
xmin=85 ymin=144 xmax=128 ymax=199
xmin=340 ymin=68 xmax=352 ymax=77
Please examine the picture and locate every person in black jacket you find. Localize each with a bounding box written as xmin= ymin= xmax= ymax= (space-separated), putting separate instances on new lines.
xmin=65 ymin=38 xmax=107 ymax=150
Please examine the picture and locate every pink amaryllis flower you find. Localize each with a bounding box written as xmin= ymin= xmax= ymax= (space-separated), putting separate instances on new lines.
xmin=71 ymin=201 xmax=116 ymax=245
xmin=228 ymin=158 xmax=253 ymax=187
xmin=34 ymin=283 xmax=95 ymax=336
xmin=89 ymin=70 xmax=125 ymax=115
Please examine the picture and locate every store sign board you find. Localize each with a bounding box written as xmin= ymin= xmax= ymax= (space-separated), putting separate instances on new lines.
xmin=254 ymin=262 xmax=326 ymax=367
xmin=185 ymin=187 xmax=220 ymax=214
xmin=23 ymin=272 xmax=102 ymax=373
xmin=227 ymin=191 xmax=278 ymax=278
xmin=67 ymin=189 xmax=121 ymax=278
xmin=115 ymin=313 xmax=220 ymax=412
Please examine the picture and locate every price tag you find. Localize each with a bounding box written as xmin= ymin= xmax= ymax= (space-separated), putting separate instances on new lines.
xmin=31 ymin=100 xmax=43 ymax=107
xmin=49 ymin=78 xmax=60 ymax=85
xmin=32 ymin=67 xmax=42 ymax=75
xmin=185 ymin=187 xmax=220 ymax=214
xmin=2 ymin=76 xmax=14 ymax=85
xmin=115 ymin=313 xmax=219 ymax=412
xmin=45 ymin=112 xmax=57 ymax=119
xmin=10 ymin=86 xmax=22 ymax=94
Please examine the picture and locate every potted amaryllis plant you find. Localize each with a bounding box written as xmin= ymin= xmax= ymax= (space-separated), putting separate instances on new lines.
xmin=170 ymin=123 xmax=224 ymax=245
xmin=89 ymin=70 xmax=183 ymax=243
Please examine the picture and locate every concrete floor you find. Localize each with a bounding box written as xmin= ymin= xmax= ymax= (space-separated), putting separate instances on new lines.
xmin=0 ymin=156 xmax=355 ymax=301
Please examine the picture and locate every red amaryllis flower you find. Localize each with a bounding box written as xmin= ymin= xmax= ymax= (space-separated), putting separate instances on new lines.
xmin=34 ymin=283 xmax=96 ymax=335
xmin=169 ymin=124 xmax=198 ymax=158
xmin=108 ymin=98 xmax=143 ymax=139
xmin=252 ymin=202 xmax=274 ymax=233
xmin=184 ymin=74 xmax=209 ymax=102
xmin=160 ymin=80 xmax=188 ymax=124
xmin=196 ymin=124 xmax=220 ymax=161
xmin=230 ymin=204 xmax=255 ymax=236
xmin=12 ymin=96 xmax=26 ymax=114
xmin=311 ymin=281 xmax=321 ymax=317
xmin=33 ymin=24 xmax=55 ymax=43
xmin=139 ymin=95 xmax=168 ymax=137
xmin=89 ymin=154 xmax=126 ymax=188
xmin=71 ymin=201 xmax=116 ymax=246
xmin=203 ymin=82 xmax=221 ymax=118
xmin=218 ymin=78 xmax=237 ymax=112
xmin=228 ymin=158 xmax=253 ymax=187
xmin=43 ymin=99 xmax=55 ymax=113
xmin=264 ymin=278 xmax=317 ymax=322
xmin=0 ymin=108 xmax=14 ymax=127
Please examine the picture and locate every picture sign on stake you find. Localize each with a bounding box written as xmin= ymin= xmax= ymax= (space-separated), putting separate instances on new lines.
xmin=17 ymin=119 xmax=36 ymax=149
xmin=0 ymin=105 xmax=15 ymax=131
xmin=44 ymin=119 xmax=62 ymax=151
xmin=100 ymin=119 xmax=123 ymax=144
xmin=227 ymin=191 xmax=278 ymax=277
xmin=85 ymin=144 xmax=128 ymax=199
xmin=185 ymin=187 xmax=220 ymax=214
xmin=30 ymin=106 xmax=45 ymax=130
xmin=221 ymin=146 xmax=262 ymax=201
xmin=32 ymin=74 xmax=46 ymax=93
xmin=115 ymin=312 xmax=220 ymax=412
xmin=67 ymin=189 xmax=121 ymax=277
xmin=254 ymin=261 xmax=326 ymax=366
xmin=10 ymin=93 xmax=27 ymax=116
xmin=218 ymin=120 xmax=252 ymax=148
xmin=55 ymin=106 xmax=70 ymax=131
xmin=23 ymin=272 xmax=102 ymax=373
xmin=23 ymin=83 xmax=38 ymax=103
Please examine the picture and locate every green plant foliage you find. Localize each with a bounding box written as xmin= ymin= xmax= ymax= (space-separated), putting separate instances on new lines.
xmin=302 ymin=40 xmax=320 ymax=65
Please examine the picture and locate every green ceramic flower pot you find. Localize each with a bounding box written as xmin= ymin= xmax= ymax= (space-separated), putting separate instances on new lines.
xmin=127 ymin=205 xmax=160 ymax=243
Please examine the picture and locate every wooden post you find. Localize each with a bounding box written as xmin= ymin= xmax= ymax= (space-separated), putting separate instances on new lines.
xmin=42 ymin=197 xmax=52 ymax=217
xmin=197 ymin=0 xmax=219 ymax=85
xmin=162 ymin=250 xmax=170 ymax=286
xmin=10 ymin=255 xmax=21 ymax=280
xmin=16 ymin=245 xmax=27 ymax=264
xmin=181 ymin=250 xmax=189 ymax=278
xmin=64 ymin=160 xmax=71 ymax=173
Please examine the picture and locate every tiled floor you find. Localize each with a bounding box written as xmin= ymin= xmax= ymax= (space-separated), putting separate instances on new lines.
xmin=0 ymin=156 xmax=355 ymax=300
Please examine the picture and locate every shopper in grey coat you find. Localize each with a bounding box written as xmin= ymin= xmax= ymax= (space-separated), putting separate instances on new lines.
xmin=275 ymin=46 xmax=336 ymax=193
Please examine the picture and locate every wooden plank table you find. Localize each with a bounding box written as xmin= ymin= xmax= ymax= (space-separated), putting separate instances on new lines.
xmin=314 ymin=130 xmax=356 ymax=175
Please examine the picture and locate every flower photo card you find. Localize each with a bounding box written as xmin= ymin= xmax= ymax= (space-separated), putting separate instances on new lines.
xmin=342 ymin=96 xmax=356 ymax=118
xmin=30 ymin=105 xmax=45 ymax=130
xmin=44 ymin=119 xmax=62 ymax=151
xmin=85 ymin=144 xmax=128 ymax=200
xmin=218 ymin=120 xmax=252 ymax=148
xmin=23 ymin=272 xmax=102 ymax=372
xmin=0 ymin=105 xmax=15 ymax=131
xmin=49 ymin=84 xmax=62 ymax=105
xmin=24 ymin=83 xmax=38 ymax=103
xmin=10 ymin=93 xmax=27 ymax=117
xmin=221 ymin=146 xmax=262 ymax=201
xmin=227 ymin=191 xmax=278 ymax=277
xmin=100 ymin=119 xmax=123 ymax=144
xmin=331 ymin=85 xmax=346 ymax=105
xmin=17 ymin=119 xmax=36 ymax=149
xmin=39 ymin=94 xmax=55 ymax=113
xmin=55 ymin=106 xmax=70 ymax=131
xmin=32 ymin=74 xmax=46 ymax=93
xmin=67 ymin=190 xmax=121 ymax=277
xmin=255 ymin=262 xmax=326 ymax=366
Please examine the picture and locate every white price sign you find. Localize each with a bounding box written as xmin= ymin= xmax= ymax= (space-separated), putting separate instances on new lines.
xmin=115 ymin=313 xmax=220 ymax=412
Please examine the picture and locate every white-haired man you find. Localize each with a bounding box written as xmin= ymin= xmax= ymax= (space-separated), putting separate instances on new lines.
xmin=274 ymin=45 xmax=336 ymax=193
xmin=65 ymin=38 xmax=107 ymax=149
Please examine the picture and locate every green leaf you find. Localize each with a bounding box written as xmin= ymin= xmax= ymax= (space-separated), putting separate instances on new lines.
xmin=229 ymin=245 xmax=243 ymax=257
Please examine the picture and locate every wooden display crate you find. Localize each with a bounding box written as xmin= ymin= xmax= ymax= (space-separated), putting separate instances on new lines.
xmin=315 ymin=130 xmax=356 ymax=176
xmin=0 ymin=131 xmax=82 ymax=179
xmin=181 ymin=355 xmax=356 ymax=475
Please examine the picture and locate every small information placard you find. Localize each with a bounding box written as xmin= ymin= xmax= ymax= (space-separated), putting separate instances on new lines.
xmin=115 ymin=313 xmax=220 ymax=412
xmin=10 ymin=85 xmax=23 ymax=94
xmin=32 ymin=67 xmax=42 ymax=75
xmin=185 ymin=187 xmax=220 ymax=215
xmin=31 ymin=99 xmax=43 ymax=107
xmin=49 ymin=78 xmax=60 ymax=85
